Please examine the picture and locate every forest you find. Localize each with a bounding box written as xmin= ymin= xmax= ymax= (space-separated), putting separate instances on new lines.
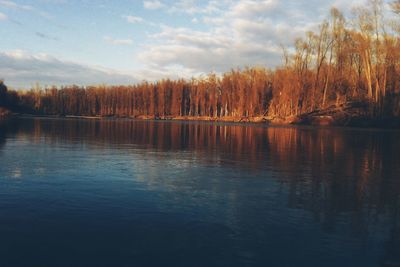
xmin=1 ymin=0 xmax=400 ymax=126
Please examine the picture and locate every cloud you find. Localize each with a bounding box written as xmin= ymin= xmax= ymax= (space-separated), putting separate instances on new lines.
xmin=143 ymin=0 xmax=164 ymax=10
xmin=138 ymin=1 xmax=293 ymax=73
xmin=103 ymin=36 xmax=133 ymax=45
xmin=0 ymin=0 xmax=33 ymax=10
xmin=168 ymin=0 xmax=226 ymax=15
xmin=0 ymin=0 xmax=52 ymax=19
xmin=122 ymin=15 xmax=144 ymax=23
xmin=38 ymin=0 xmax=68 ymax=3
xmin=0 ymin=11 xmax=7 ymax=20
xmin=0 ymin=50 xmax=137 ymax=88
xmin=229 ymin=0 xmax=278 ymax=18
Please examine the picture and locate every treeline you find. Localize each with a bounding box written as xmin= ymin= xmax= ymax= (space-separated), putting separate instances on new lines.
xmin=3 ymin=1 xmax=400 ymax=121
xmin=0 ymin=80 xmax=19 ymax=116
xmin=16 ymin=71 xmax=272 ymax=118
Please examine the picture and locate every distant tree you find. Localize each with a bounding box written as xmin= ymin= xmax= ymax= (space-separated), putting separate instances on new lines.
xmin=0 ymin=80 xmax=8 ymax=107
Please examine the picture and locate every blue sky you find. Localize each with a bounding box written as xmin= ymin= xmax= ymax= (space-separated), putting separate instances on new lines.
xmin=0 ymin=0 xmax=378 ymax=88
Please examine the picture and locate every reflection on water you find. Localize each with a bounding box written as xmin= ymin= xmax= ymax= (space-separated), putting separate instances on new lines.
xmin=0 ymin=118 xmax=399 ymax=267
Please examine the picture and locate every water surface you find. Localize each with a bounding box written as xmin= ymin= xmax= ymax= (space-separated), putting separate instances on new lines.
xmin=0 ymin=118 xmax=399 ymax=267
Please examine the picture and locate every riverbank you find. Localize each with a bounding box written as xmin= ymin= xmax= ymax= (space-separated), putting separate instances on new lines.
xmin=9 ymin=101 xmax=398 ymax=128
xmin=90 ymin=101 xmax=400 ymax=128
xmin=137 ymin=113 xmax=400 ymax=128
xmin=14 ymin=110 xmax=400 ymax=129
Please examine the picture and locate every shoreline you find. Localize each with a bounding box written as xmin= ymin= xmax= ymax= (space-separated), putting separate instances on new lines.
xmin=11 ymin=113 xmax=400 ymax=129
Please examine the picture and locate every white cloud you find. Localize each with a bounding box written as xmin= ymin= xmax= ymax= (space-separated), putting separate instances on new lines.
xmin=0 ymin=11 xmax=7 ymax=20
xmin=0 ymin=50 xmax=137 ymax=88
xmin=122 ymin=15 xmax=144 ymax=24
xmin=143 ymin=0 xmax=164 ymax=10
xmin=103 ymin=36 xmax=133 ymax=45
xmin=38 ymin=0 xmax=68 ymax=3
xmin=134 ymin=65 xmax=201 ymax=81
xmin=0 ymin=0 xmax=33 ymax=10
xmin=229 ymin=0 xmax=278 ymax=18
xmin=0 ymin=0 xmax=52 ymax=19
xmin=168 ymin=0 xmax=229 ymax=15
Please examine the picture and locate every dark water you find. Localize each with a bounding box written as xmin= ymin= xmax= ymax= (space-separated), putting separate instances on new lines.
xmin=0 ymin=118 xmax=399 ymax=267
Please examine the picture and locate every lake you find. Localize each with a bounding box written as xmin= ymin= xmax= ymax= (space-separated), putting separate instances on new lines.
xmin=0 ymin=118 xmax=399 ymax=267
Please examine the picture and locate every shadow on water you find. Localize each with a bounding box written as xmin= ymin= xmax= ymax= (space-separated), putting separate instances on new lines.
xmin=0 ymin=119 xmax=19 ymax=150
xmin=0 ymin=117 xmax=399 ymax=266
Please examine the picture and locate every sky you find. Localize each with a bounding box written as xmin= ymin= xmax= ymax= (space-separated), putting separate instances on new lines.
xmin=0 ymin=0 xmax=378 ymax=89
